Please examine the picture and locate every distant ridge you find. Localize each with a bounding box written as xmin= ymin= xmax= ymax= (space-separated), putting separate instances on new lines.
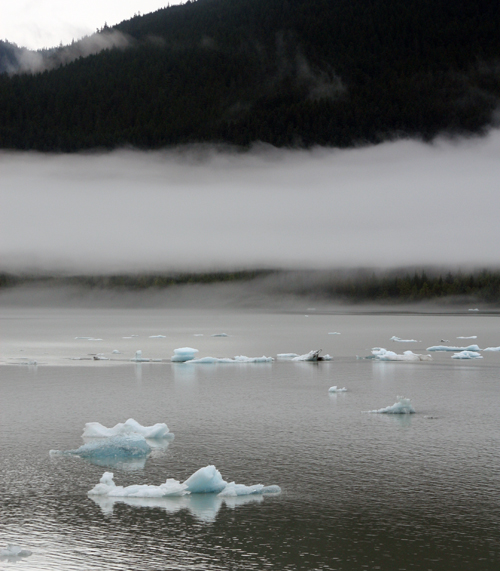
xmin=1 ymin=0 xmax=499 ymax=150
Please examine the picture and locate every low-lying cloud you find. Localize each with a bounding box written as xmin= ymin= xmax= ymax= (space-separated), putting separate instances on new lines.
xmin=1 ymin=131 xmax=500 ymax=274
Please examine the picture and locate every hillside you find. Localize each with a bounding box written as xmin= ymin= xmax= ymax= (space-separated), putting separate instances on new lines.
xmin=1 ymin=0 xmax=499 ymax=150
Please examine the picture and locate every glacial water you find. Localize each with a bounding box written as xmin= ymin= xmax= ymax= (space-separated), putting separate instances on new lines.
xmin=1 ymin=305 xmax=499 ymax=570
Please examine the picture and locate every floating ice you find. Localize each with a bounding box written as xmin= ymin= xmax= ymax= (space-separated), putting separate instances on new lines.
xmin=427 ymin=344 xmax=481 ymax=352
xmin=211 ymin=333 xmax=229 ymax=337
xmin=371 ymin=348 xmax=431 ymax=361
xmin=93 ymin=354 xmax=109 ymax=360
xmin=131 ymin=350 xmax=150 ymax=362
xmin=328 ymin=386 xmax=347 ymax=392
xmin=277 ymin=350 xmax=329 ymax=361
xmin=451 ymin=351 xmax=483 ymax=359
xmin=390 ymin=336 xmax=420 ymax=342
xmin=186 ymin=355 xmax=273 ymax=364
xmin=468 ymin=308 xmax=479 ymax=311
xmin=277 ymin=353 xmax=300 ymax=359
xmin=88 ymin=465 xmax=281 ymax=500
xmin=75 ymin=336 xmax=92 ymax=339
xmin=367 ymin=396 xmax=416 ymax=414
xmin=328 ymin=332 xmax=341 ymax=335
xmin=457 ymin=336 xmax=477 ymax=339
xmin=82 ymin=418 xmax=171 ymax=439
xmin=50 ymin=434 xmax=151 ymax=459
xmin=193 ymin=333 xmax=204 ymax=336
xmin=149 ymin=335 xmax=166 ymax=338
xmin=484 ymin=346 xmax=500 ymax=352
xmin=0 ymin=545 xmax=32 ymax=559
xmin=171 ymin=347 xmax=199 ymax=362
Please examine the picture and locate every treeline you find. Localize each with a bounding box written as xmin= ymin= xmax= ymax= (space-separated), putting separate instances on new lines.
xmin=0 ymin=0 xmax=499 ymax=150
xmin=319 ymin=270 xmax=500 ymax=303
xmin=0 ymin=269 xmax=272 ymax=290
xmin=1 ymin=269 xmax=499 ymax=304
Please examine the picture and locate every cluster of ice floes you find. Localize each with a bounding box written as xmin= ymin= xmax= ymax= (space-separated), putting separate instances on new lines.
xmin=371 ymin=348 xmax=431 ymax=361
xmin=82 ymin=418 xmax=171 ymax=439
xmin=277 ymin=350 xmax=332 ymax=361
xmin=0 ymin=545 xmax=32 ymax=559
xmin=367 ymin=396 xmax=416 ymax=414
xmin=328 ymin=386 xmax=347 ymax=393
xmin=451 ymin=351 xmax=483 ymax=359
xmin=88 ymin=465 xmax=281 ymax=500
xmin=427 ymin=344 xmax=481 ymax=352
xmin=390 ymin=336 xmax=420 ymax=342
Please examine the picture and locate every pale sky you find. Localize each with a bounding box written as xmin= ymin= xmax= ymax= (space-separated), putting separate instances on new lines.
xmin=0 ymin=1 xmax=183 ymax=50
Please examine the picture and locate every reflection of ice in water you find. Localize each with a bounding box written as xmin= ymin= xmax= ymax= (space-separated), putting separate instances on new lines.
xmin=90 ymin=492 xmax=264 ymax=522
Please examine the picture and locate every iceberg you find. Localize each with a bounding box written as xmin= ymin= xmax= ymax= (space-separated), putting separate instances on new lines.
xmin=426 ymin=344 xmax=481 ymax=352
xmin=171 ymin=347 xmax=199 ymax=362
xmin=50 ymin=434 xmax=151 ymax=459
xmin=457 ymin=336 xmax=477 ymax=339
xmin=328 ymin=386 xmax=347 ymax=392
xmin=131 ymin=350 xmax=150 ymax=362
xmin=88 ymin=465 xmax=281 ymax=500
xmin=484 ymin=346 xmax=500 ymax=351
xmin=185 ymin=356 xmax=273 ymax=364
xmin=0 ymin=545 xmax=32 ymax=559
xmin=371 ymin=348 xmax=431 ymax=361
xmin=82 ymin=418 xmax=171 ymax=439
xmin=451 ymin=351 xmax=483 ymax=359
xmin=367 ymin=396 xmax=416 ymax=414
xmin=390 ymin=336 xmax=420 ymax=342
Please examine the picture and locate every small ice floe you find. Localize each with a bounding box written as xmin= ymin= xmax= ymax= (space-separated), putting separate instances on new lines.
xmin=328 ymin=386 xmax=347 ymax=392
xmin=277 ymin=350 xmax=330 ymax=361
xmin=50 ymin=434 xmax=152 ymax=460
xmin=193 ymin=333 xmax=204 ymax=336
xmin=484 ymin=346 xmax=500 ymax=352
xmin=171 ymin=347 xmax=199 ymax=362
xmin=371 ymin=348 xmax=431 ymax=361
xmin=328 ymin=332 xmax=341 ymax=335
xmin=185 ymin=355 xmax=274 ymax=364
xmin=367 ymin=396 xmax=415 ymax=414
xmin=112 ymin=350 xmax=121 ymax=354
xmin=0 ymin=544 xmax=32 ymax=559
xmin=83 ymin=418 xmax=171 ymax=439
xmin=88 ymin=465 xmax=281 ymax=499
xmin=211 ymin=333 xmax=229 ymax=337
xmin=75 ymin=337 xmax=92 ymax=340
xmin=468 ymin=308 xmax=479 ymax=311
xmin=93 ymin=354 xmax=109 ymax=360
xmin=131 ymin=350 xmax=150 ymax=362
xmin=149 ymin=335 xmax=166 ymax=338
xmin=451 ymin=351 xmax=483 ymax=359
xmin=427 ymin=344 xmax=481 ymax=352
xmin=277 ymin=353 xmax=300 ymax=359
xmin=390 ymin=336 xmax=420 ymax=343
xmin=457 ymin=336 xmax=477 ymax=339
xmin=88 ymin=338 xmax=103 ymax=341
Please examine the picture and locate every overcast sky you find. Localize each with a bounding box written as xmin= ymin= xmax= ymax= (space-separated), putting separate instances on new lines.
xmin=1 ymin=132 xmax=499 ymax=274
xmin=0 ymin=1 xmax=183 ymax=50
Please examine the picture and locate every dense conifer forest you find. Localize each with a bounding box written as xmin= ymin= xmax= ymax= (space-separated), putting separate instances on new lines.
xmin=1 ymin=269 xmax=499 ymax=304
xmin=1 ymin=0 xmax=499 ymax=150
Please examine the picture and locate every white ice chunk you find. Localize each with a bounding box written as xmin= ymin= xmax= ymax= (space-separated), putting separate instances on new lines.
xmin=371 ymin=348 xmax=431 ymax=361
xmin=451 ymin=351 xmax=483 ymax=359
xmin=50 ymin=434 xmax=151 ymax=459
xmin=277 ymin=353 xmax=300 ymax=359
xmin=0 ymin=545 xmax=32 ymax=558
xmin=328 ymin=386 xmax=347 ymax=392
xmin=468 ymin=308 xmax=479 ymax=311
xmin=111 ymin=350 xmax=121 ymax=354
xmin=93 ymin=354 xmax=109 ymax=360
xmin=82 ymin=418 xmax=171 ymax=439
xmin=322 ymin=354 xmax=333 ymax=360
xmin=390 ymin=336 xmax=420 ymax=342
xmin=367 ymin=396 xmax=415 ymax=414
xmin=171 ymin=347 xmax=199 ymax=362
xmin=457 ymin=336 xmax=477 ymax=339
xmin=131 ymin=350 xmax=150 ymax=362
xmin=328 ymin=332 xmax=341 ymax=335
xmin=484 ymin=346 xmax=500 ymax=351
xmin=292 ymin=350 xmax=322 ymax=361
xmin=88 ymin=472 xmax=188 ymax=497
xmin=426 ymin=344 xmax=481 ymax=352
xmin=149 ymin=335 xmax=166 ymax=338
xmin=185 ymin=356 xmax=273 ymax=364
xmin=211 ymin=333 xmax=229 ymax=337
xmin=183 ymin=465 xmax=227 ymax=494
xmin=193 ymin=334 xmax=204 ymax=336
xmin=233 ymin=355 xmax=274 ymax=363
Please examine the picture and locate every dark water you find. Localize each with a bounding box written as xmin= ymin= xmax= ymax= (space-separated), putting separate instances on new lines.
xmin=1 ymin=308 xmax=499 ymax=570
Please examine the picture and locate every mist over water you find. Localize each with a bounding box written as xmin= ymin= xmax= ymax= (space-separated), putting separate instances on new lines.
xmin=1 ymin=132 xmax=500 ymax=274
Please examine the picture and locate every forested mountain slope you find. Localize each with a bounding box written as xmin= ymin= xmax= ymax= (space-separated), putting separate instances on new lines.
xmin=1 ymin=0 xmax=499 ymax=150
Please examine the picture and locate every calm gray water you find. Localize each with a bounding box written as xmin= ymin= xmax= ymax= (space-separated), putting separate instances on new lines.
xmin=1 ymin=306 xmax=499 ymax=570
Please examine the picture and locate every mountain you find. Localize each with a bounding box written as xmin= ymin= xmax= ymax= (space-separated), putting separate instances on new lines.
xmin=1 ymin=0 xmax=499 ymax=151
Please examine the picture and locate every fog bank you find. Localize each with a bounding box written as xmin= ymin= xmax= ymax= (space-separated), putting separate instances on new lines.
xmin=1 ymin=132 xmax=499 ymax=274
